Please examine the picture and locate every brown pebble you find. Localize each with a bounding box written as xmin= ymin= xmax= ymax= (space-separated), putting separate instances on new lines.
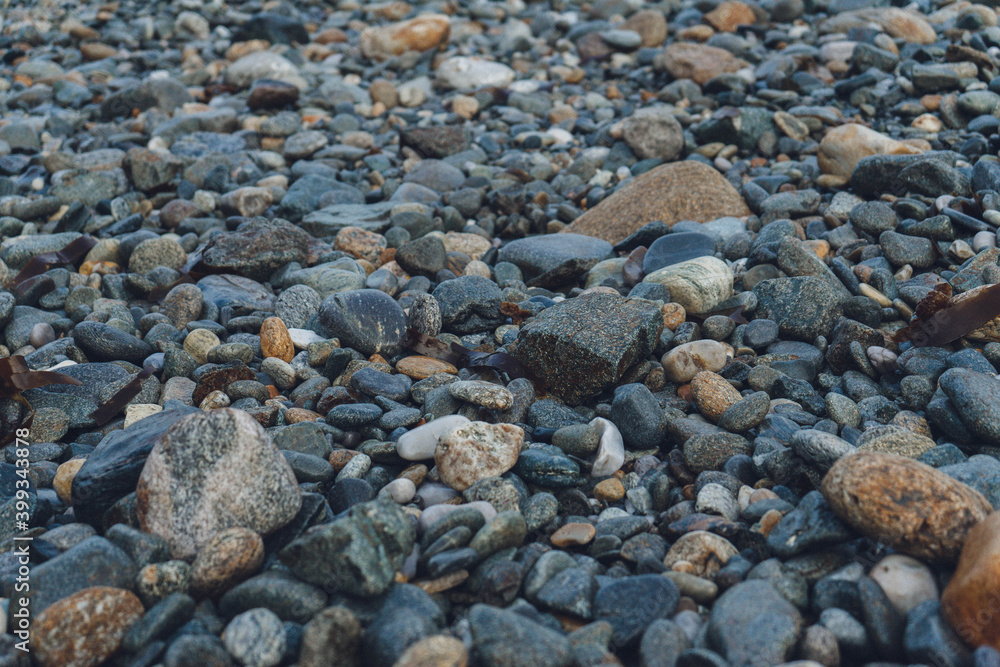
xmin=329 ymin=449 xmax=359 ymax=473
xmin=284 ymin=408 xmax=324 ymax=423
xmin=396 ymin=355 xmax=459 ymax=379
xmin=260 ymin=317 xmax=294 ymax=363
xmin=822 ymin=451 xmax=992 ymax=564
xmin=398 ymin=464 xmax=428 ymax=487
xmin=31 ymin=587 xmax=143 ymax=667
xmin=942 ymin=511 xmax=1000 ymax=650
xmin=53 ymin=459 xmax=86 ymax=505
xmin=690 ymin=371 xmax=742 ymax=422
xmin=550 ymin=522 xmax=597 ymax=548
xmin=593 ymin=478 xmax=626 ymax=503
xmin=416 ymin=570 xmax=469 ymax=595
xmin=756 ymin=509 xmax=784 ymax=537
xmin=190 ymin=527 xmax=264 ymax=598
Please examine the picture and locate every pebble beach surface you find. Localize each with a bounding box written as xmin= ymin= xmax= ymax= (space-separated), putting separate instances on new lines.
xmin=5 ymin=0 xmax=1000 ymax=665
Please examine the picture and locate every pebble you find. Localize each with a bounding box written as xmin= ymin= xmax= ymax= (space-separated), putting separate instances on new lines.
xmin=662 ymin=340 xmax=729 ymax=383
xmin=434 ymin=422 xmax=523 ymax=492
xmin=31 ymin=587 xmax=144 ymax=667
xmin=942 ymin=511 xmax=1000 ymax=649
xmin=822 ymin=452 xmax=993 ymax=564
xmin=137 ymin=408 xmax=301 ymax=560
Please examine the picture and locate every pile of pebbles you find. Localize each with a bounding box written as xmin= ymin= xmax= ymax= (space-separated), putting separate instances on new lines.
xmin=5 ymin=0 xmax=1000 ymax=664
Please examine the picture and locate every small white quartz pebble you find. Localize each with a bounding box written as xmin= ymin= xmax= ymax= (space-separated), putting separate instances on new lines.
xmin=590 ymin=417 xmax=625 ymax=477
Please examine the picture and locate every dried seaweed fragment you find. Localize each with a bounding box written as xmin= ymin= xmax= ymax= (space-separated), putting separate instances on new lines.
xmin=893 ymin=281 xmax=1000 ymax=347
xmin=10 ymin=235 xmax=98 ymax=286
xmin=87 ymin=363 xmax=157 ymax=426
xmin=0 ymin=356 xmax=82 ymax=445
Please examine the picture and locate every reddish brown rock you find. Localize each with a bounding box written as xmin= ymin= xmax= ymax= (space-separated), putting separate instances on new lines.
xmin=260 ymin=316 xmax=295 ymax=363
xmin=563 ymin=161 xmax=749 ymax=244
xmin=334 ymin=225 xmax=388 ymax=263
xmin=942 ymin=511 xmax=1000 ymax=649
xmin=822 ymin=452 xmax=992 ymax=564
xmin=31 ymin=587 xmax=143 ymax=667
xmin=654 ymin=42 xmax=750 ymax=85
xmin=192 ymin=361 xmax=258 ymax=406
xmin=690 ymin=371 xmax=742 ymax=422
xmin=396 ymin=355 xmax=458 ymax=379
xmin=80 ymin=42 xmax=118 ymax=61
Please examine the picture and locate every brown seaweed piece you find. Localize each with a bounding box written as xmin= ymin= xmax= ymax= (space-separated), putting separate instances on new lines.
xmin=893 ymin=281 xmax=1000 ymax=347
xmin=87 ymin=363 xmax=157 ymax=427
xmin=10 ymin=235 xmax=98 ymax=286
xmin=0 ymin=356 xmax=83 ymax=445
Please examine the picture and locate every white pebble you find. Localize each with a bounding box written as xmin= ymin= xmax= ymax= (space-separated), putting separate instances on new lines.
xmin=589 ymin=417 xmax=625 ymax=477
xmin=395 ymin=414 xmax=470 ymax=461
xmin=973 ymin=231 xmax=997 ymax=253
xmin=381 ymin=478 xmax=416 ymax=504
xmin=287 ymin=328 xmax=325 ymax=349
xmin=869 ymin=554 xmax=939 ymax=615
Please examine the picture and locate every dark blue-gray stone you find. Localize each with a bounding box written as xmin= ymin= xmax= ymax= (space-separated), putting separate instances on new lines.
xmin=72 ymin=405 xmax=200 ymax=525
xmin=468 ymin=604 xmax=572 ymax=667
xmin=594 ymin=574 xmax=680 ymax=646
xmin=707 ymin=580 xmax=803 ymax=666
xmin=319 ymin=289 xmax=407 ymax=356
xmin=642 ymin=232 xmax=716 ymax=273
xmin=940 ymin=368 xmax=1000 ymax=446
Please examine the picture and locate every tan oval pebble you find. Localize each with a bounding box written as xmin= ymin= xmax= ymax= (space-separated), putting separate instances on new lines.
xmin=665 ymin=571 xmax=719 ymax=604
xmin=663 ymin=531 xmax=738 ymax=578
xmin=54 ymin=458 xmax=86 ymax=505
xmin=396 ymin=356 xmax=458 ymax=379
xmin=593 ymin=478 xmax=625 ymax=503
xmin=31 ymin=587 xmax=144 ymax=667
xmin=392 ymin=634 xmax=468 ymax=667
xmin=191 ymin=527 xmax=265 ymax=598
xmin=416 ymin=570 xmax=469 ymax=595
xmin=434 ymin=422 xmax=523 ymax=492
xmin=755 ymin=508 xmax=784 ymax=537
xmin=285 ymin=408 xmax=324 ymax=423
xmin=260 ymin=317 xmax=295 ymax=363
xmin=822 ymin=451 xmax=992 ymax=564
xmin=550 ymin=522 xmax=597 ymax=548
xmin=662 ymin=340 xmax=728 ymax=383
xmin=690 ymin=371 xmax=742 ymax=422
xmin=184 ymin=328 xmax=221 ymax=365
